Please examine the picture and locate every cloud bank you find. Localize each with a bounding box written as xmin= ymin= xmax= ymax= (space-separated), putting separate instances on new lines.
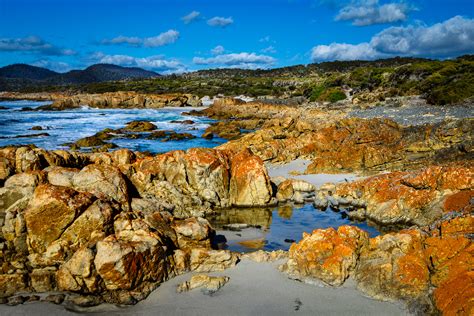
xmin=193 ymin=52 xmax=276 ymax=69
xmin=335 ymin=0 xmax=410 ymax=26
xmin=312 ymin=16 xmax=474 ymax=61
xmin=90 ymin=52 xmax=186 ymax=73
xmin=0 ymin=36 xmax=76 ymax=56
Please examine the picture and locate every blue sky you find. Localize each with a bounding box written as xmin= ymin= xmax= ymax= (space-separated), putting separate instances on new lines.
xmin=0 ymin=0 xmax=473 ymax=73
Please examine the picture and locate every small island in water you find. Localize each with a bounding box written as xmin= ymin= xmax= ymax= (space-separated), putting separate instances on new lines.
xmin=0 ymin=1 xmax=473 ymax=315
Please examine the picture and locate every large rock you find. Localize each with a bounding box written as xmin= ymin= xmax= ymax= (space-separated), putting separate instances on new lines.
xmin=24 ymin=184 xmax=95 ymax=253
xmin=46 ymin=166 xmax=79 ymax=187
xmin=56 ymin=247 xmax=99 ymax=293
xmin=172 ymin=217 xmax=213 ymax=249
xmin=0 ymin=274 xmax=28 ymax=297
xmin=0 ymin=147 xmax=16 ymax=183
xmin=354 ymin=229 xmax=430 ymax=301
xmin=424 ymin=215 xmax=474 ymax=315
xmin=229 ymin=149 xmax=273 ymax=206
xmin=72 ymin=164 xmax=130 ymax=210
xmin=334 ymin=164 xmax=474 ymax=226
xmin=281 ymin=226 xmax=368 ymax=286
xmin=94 ymin=230 xmax=172 ymax=290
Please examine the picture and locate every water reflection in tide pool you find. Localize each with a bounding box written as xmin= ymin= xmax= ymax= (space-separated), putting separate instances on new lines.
xmin=207 ymin=203 xmax=382 ymax=253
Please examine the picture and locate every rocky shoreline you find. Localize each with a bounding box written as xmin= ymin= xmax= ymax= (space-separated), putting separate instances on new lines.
xmin=0 ymin=91 xmax=203 ymax=110
xmin=0 ymin=94 xmax=473 ymax=315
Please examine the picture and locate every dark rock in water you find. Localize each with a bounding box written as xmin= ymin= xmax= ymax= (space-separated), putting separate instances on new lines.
xmin=74 ymin=136 xmax=106 ymax=147
xmin=124 ymin=120 xmax=157 ymax=132
xmin=170 ymin=119 xmax=195 ymax=124
xmin=147 ymin=130 xmax=167 ymax=139
xmin=0 ymin=133 xmax=50 ymax=139
xmin=7 ymin=296 xmax=26 ymax=306
xmin=202 ymin=131 xmax=214 ymax=139
xmin=30 ymin=126 xmax=43 ymax=130
xmin=92 ymin=142 xmax=118 ymax=152
xmin=284 ymin=238 xmax=296 ymax=243
xmin=43 ymin=294 xmax=65 ymax=305
xmin=20 ymin=107 xmax=33 ymax=111
xmin=94 ymin=128 xmax=116 ymax=140
xmin=0 ymin=106 xmax=8 ymax=110
xmin=161 ymin=132 xmax=196 ymax=142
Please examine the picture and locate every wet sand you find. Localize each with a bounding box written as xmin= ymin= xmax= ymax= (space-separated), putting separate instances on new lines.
xmin=266 ymin=159 xmax=361 ymax=187
xmin=0 ymin=259 xmax=408 ymax=316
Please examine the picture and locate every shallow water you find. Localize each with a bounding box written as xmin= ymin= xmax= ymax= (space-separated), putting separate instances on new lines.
xmin=208 ymin=203 xmax=381 ymax=253
xmin=0 ymin=100 xmax=225 ymax=153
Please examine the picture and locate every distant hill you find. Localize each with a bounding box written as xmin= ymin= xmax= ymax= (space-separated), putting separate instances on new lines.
xmin=0 ymin=64 xmax=59 ymax=80
xmin=0 ymin=63 xmax=160 ymax=90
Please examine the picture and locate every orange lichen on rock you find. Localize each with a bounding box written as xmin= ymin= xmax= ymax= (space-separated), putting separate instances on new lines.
xmin=443 ymin=190 xmax=474 ymax=213
xmin=281 ymin=226 xmax=369 ymax=286
xmin=355 ymin=229 xmax=430 ymax=301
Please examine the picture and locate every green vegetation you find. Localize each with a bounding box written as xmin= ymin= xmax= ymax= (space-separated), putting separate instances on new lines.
xmin=2 ymin=56 xmax=473 ymax=105
xmin=308 ymin=85 xmax=346 ymax=102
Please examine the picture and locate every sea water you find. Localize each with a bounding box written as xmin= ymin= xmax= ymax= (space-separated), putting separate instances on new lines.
xmin=0 ymin=100 xmax=226 ymax=152
xmin=208 ymin=203 xmax=382 ymax=252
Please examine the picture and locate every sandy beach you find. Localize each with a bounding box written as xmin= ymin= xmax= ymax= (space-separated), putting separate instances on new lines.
xmin=266 ymin=159 xmax=362 ymax=187
xmin=0 ymin=259 xmax=408 ymax=316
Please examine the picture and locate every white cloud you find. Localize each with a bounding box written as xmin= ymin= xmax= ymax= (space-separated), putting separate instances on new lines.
xmin=143 ymin=30 xmax=180 ymax=47
xmin=311 ymin=43 xmax=383 ymax=61
xmin=182 ymin=11 xmax=200 ymax=24
xmin=336 ymin=0 xmax=409 ymax=26
xmin=193 ymin=52 xmax=276 ymax=69
xmin=259 ymin=36 xmax=271 ymax=43
xmin=101 ymin=35 xmax=141 ymax=46
xmin=0 ymin=36 xmax=76 ymax=56
xmin=211 ymin=45 xmax=225 ymax=55
xmin=101 ymin=30 xmax=179 ymax=48
xmin=311 ymin=16 xmax=474 ymax=61
xmin=90 ymin=52 xmax=187 ymax=74
xmin=261 ymin=46 xmax=277 ymax=54
xmin=32 ymin=59 xmax=72 ymax=73
xmin=207 ymin=16 xmax=234 ymax=27
xmin=371 ymin=16 xmax=474 ymax=56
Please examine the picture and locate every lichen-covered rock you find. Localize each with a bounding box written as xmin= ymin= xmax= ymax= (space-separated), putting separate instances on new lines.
xmin=172 ymin=248 xmax=237 ymax=275
xmin=30 ymin=268 xmax=55 ymax=292
xmin=276 ymin=179 xmax=315 ymax=202
xmin=355 ymin=229 xmax=429 ymax=301
xmin=172 ymin=217 xmax=213 ymax=249
xmin=46 ymin=166 xmax=79 ymax=187
xmin=72 ymin=164 xmax=129 ymax=210
xmin=334 ymin=164 xmax=474 ymax=226
xmin=56 ymin=247 xmax=99 ymax=293
xmin=424 ymin=215 xmax=474 ymax=315
xmin=24 ymin=184 xmax=95 ymax=253
xmin=0 ymin=274 xmax=28 ymax=297
xmin=177 ymin=274 xmax=229 ymax=294
xmin=229 ymin=149 xmax=273 ymax=206
xmin=281 ymin=226 xmax=368 ymax=286
xmin=94 ymin=230 xmax=172 ymax=291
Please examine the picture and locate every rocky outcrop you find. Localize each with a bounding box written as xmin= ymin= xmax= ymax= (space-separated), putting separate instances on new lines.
xmin=281 ymin=226 xmax=369 ymax=286
xmin=328 ymin=163 xmax=474 ymax=226
xmin=43 ymin=92 xmax=202 ymax=110
xmin=229 ymin=149 xmax=273 ymax=206
xmin=212 ymin=102 xmax=473 ymax=173
xmin=131 ymin=148 xmax=273 ymax=214
xmin=281 ymin=214 xmax=473 ymax=314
